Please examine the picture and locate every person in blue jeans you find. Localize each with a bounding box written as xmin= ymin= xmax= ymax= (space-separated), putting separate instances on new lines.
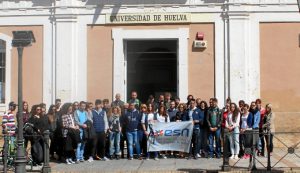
xmin=109 ymin=106 xmax=122 ymax=160
xmin=124 ymin=103 xmax=143 ymax=160
xmin=74 ymin=101 xmax=88 ymax=163
xmin=187 ymin=99 xmax=204 ymax=160
xmin=207 ymin=98 xmax=222 ymax=159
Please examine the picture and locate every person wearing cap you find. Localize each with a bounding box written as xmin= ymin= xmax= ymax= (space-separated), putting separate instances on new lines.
xmin=92 ymin=99 xmax=109 ymax=161
xmin=2 ymin=102 xmax=17 ymax=136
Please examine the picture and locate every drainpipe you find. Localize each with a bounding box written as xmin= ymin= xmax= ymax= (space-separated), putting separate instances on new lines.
xmin=51 ymin=0 xmax=57 ymax=104
xmin=223 ymin=0 xmax=230 ymax=102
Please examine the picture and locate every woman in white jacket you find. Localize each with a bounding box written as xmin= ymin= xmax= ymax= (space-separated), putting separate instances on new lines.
xmin=226 ymin=103 xmax=240 ymax=160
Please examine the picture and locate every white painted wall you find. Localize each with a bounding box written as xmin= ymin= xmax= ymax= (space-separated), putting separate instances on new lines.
xmin=0 ymin=0 xmax=299 ymax=109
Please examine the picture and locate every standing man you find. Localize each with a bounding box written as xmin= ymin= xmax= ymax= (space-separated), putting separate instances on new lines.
xmin=74 ymin=101 xmax=88 ymax=163
xmin=168 ymin=100 xmax=178 ymax=122
xmin=55 ymin=99 xmax=62 ymax=112
xmin=127 ymin=91 xmax=141 ymax=110
xmin=187 ymin=99 xmax=204 ymax=160
xmin=2 ymin=102 xmax=17 ymax=137
xmin=123 ymin=103 xmax=142 ymax=160
xmin=207 ymin=98 xmax=222 ymax=159
xmin=164 ymin=92 xmax=172 ymax=109
xmin=111 ymin=93 xmax=125 ymax=108
xmin=92 ymin=99 xmax=109 ymax=161
xmin=174 ymin=97 xmax=181 ymax=108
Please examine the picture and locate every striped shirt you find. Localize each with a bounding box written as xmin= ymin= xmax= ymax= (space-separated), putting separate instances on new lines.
xmin=2 ymin=111 xmax=16 ymax=136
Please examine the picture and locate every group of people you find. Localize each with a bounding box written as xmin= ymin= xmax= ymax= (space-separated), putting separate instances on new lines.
xmin=1 ymin=91 xmax=275 ymax=165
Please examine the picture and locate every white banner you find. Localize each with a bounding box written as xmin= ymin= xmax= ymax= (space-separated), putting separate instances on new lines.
xmin=147 ymin=122 xmax=193 ymax=152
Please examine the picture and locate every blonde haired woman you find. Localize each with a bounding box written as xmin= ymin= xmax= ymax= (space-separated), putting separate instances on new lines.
xmin=108 ymin=106 xmax=122 ymax=160
xmin=262 ymin=104 xmax=275 ymax=155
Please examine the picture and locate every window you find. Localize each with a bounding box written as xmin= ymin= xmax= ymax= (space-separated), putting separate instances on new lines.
xmin=0 ymin=40 xmax=6 ymax=103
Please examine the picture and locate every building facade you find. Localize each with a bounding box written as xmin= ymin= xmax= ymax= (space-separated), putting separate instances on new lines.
xmin=0 ymin=0 xmax=299 ymax=130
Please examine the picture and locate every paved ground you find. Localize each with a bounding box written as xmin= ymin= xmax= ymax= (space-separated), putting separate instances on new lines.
xmin=50 ymin=148 xmax=300 ymax=173
xmin=1 ymin=148 xmax=299 ymax=173
xmin=51 ymin=158 xmax=223 ymax=173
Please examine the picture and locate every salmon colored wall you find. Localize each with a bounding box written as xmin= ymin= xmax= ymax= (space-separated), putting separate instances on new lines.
xmin=87 ymin=24 xmax=215 ymax=102
xmin=260 ymin=23 xmax=300 ymax=112
xmin=188 ymin=24 xmax=215 ymax=101
xmin=0 ymin=26 xmax=43 ymax=107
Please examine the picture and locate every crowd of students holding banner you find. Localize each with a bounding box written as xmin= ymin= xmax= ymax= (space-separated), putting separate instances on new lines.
xmin=1 ymin=91 xmax=275 ymax=165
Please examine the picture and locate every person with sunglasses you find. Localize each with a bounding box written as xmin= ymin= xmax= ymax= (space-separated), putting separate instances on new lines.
xmin=249 ymin=101 xmax=261 ymax=156
xmin=28 ymin=105 xmax=49 ymax=165
xmin=47 ymin=104 xmax=58 ymax=160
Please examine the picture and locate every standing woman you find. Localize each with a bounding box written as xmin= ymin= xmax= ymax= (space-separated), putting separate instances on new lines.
xmin=174 ymin=103 xmax=186 ymax=158
xmin=23 ymin=101 xmax=31 ymax=149
xmin=199 ymin=101 xmax=209 ymax=158
xmin=61 ymin=103 xmax=79 ymax=164
xmin=47 ymin=105 xmax=58 ymax=159
xmin=141 ymin=103 xmax=159 ymax=160
xmin=72 ymin=102 xmax=79 ymax=112
xmin=138 ymin=104 xmax=148 ymax=157
xmin=28 ymin=105 xmax=50 ymax=165
xmin=240 ymin=104 xmax=252 ymax=159
xmin=174 ymin=103 xmax=186 ymax=122
xmin=108 ymin=106 xmax=122 ymax=160
xmin=84 ymin=102 xmax=96 ymax=162
xmin=221 ymin=102 xmax=230 ymax=158
xmin=226 ymin=103 xmax=240 ymax=160
xmin=157 ymin=105 xmax=170 ymax=159
xmin=263 ymin=104 xmax=275 ymax=155
xmin=157 ymin=105 xmax=170 ymax=123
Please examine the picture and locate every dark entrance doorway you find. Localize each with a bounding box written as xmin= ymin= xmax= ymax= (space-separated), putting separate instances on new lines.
xmin=126 ymin=40 xmax=177 ymax=103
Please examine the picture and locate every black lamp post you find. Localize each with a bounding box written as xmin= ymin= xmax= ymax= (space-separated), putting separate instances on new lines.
xmin=12 ymin=31 xmax=35 ymax=173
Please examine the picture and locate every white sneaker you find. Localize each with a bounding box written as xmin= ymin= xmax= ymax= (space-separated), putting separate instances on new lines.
xmin=161 ymin=154 xmax=167 ymax=159
xmin=196 ymin=153 xmax=201 ymax=158
xmin=68 ymin=158 xmax=75 ymax=164
xmin=234 ymin=155 xmax=239 ymax=160
xmin=102 ymin=157 xmax=109 ymax=161
xmin=88 ymin=157 xmax=94 ymax=162
xmin=154 ymin=157 xmax=159 ymax=161
xmin=66 ymin=159 xmax=72 ymax=165
xmin=229 ymin=155 xmax=234 ymax=159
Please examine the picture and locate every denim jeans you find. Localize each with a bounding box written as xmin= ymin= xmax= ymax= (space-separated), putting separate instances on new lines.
xmin=76 ymin=131 xmax=85 ymax=160
xmin=208 ymin=128 xmax=221 ymax=157
xmin=259 ymin=128 xmax=265 ymax=154
xmin=147 ymin=151 xmax=158 ymax=158
xmin=126 ymin=131 xmax=141 ymax=158
xmin=200 ymin=128 xmax=208 ymax=153
xmin=190 ymin=128 xmax=201 ymax=156
xmin=228 ymin=127 xmax=240 ymax=155
xmin=137 ymin=130 xmax=147 ymax=156
xmin=109 ymin=131 xmax=121 ymax=156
